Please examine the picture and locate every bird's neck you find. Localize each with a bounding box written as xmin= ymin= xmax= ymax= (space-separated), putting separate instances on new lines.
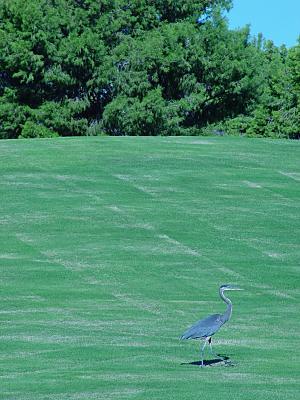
xmin=220 ymin=289 xmax=232 ymax=323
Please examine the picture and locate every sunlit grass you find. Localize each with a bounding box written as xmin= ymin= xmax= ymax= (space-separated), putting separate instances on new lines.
xmin=0 ymin=136 xmax=299 ymax=400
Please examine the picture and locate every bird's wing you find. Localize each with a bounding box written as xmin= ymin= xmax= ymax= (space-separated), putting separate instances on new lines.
xmin=180 ymin=314 xmax=224 ymax=339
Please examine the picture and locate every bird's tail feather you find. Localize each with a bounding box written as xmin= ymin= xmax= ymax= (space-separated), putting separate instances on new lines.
xmin=180 ymin=333 xmax=191 ymax=340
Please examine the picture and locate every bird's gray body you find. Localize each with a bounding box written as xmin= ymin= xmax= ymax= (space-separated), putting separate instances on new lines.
xmin=181 ymin=313 xmax=224 ymax=340
xmin=180 ymin=284 xmax=242 ymax=366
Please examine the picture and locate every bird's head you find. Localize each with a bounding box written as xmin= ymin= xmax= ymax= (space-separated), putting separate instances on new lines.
xmin=220 ymin=284 xmax=243 ymax=291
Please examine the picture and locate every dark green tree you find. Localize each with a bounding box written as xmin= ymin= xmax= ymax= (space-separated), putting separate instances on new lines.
xmin=0 ymin=0 xmax=298 ymax=138
xmin=102 ymin=15 xmax=264 ymax=135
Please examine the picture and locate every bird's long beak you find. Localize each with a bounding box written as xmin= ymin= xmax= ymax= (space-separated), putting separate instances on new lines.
xmin=229 ymin=286 xmax=243 ymax=290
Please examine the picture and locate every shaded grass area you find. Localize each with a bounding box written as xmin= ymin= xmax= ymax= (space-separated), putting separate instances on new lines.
xmin=0 ymin=136 xmax=299 ymax=399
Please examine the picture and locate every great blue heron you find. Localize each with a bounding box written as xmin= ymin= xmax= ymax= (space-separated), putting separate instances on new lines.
xmin=180 ymin=284 xmax=242 ymax=367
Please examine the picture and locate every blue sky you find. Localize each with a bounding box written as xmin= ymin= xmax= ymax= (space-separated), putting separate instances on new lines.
xmin=227 ymin=0 xmax=300 ymax=47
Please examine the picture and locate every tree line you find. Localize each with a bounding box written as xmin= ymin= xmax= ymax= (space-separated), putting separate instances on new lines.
xmin=0 ymin=0 xmax=299 ymax=139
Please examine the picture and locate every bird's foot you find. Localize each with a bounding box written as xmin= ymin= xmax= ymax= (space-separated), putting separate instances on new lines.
xmin=223 ymin=359 xmax=234 ymax=367
xmin=214 ymin=354 xmax=234 ymax=366
xmin=212 ymin=353 xmax=225 ymax=362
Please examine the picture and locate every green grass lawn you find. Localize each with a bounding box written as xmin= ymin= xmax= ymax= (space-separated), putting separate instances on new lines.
xmin=0 ymin=136 xmax=299 ymax=400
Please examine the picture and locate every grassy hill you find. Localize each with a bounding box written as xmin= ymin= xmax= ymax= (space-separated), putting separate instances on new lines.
xmin=0 ymin=136 xmax=299 ymax=400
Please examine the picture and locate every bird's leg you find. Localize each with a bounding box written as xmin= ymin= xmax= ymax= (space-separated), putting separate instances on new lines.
xmin=208 ymin=338 xmax=225 ymax=363
xmin=200 ymin=340 xmax=207 ymax=367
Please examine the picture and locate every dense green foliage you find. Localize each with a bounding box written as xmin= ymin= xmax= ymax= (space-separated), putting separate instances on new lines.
xmin=0 ymin=0 xmax=299 ymax=138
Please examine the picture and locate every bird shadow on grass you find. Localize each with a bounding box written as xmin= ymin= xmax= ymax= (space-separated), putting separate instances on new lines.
xmin=181 ymin=355 xmax=234 ymax=367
